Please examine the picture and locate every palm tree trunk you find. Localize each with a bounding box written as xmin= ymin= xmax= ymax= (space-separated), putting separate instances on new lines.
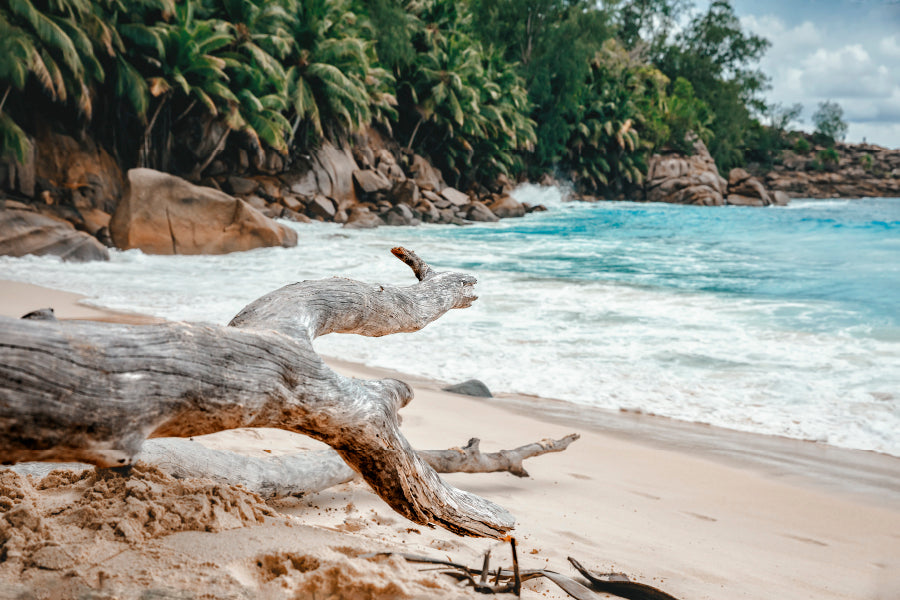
xmin=139 ymin=95 xmax=168 ymax=168
xmin=406 ymin=115 xmax=426 ymax=152
xmin=0 ymin=87 xmax=10 ymax=114
xmin=190 ymin=126 xmax=230 ymax=180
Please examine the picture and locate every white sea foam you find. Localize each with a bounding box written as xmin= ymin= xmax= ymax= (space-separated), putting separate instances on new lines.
xmin=2 ymin=186 xmax=897 ymax=456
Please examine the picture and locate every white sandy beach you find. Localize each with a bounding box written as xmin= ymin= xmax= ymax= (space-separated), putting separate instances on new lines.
xmin=1 ymin=280 xmax=898 ymax=599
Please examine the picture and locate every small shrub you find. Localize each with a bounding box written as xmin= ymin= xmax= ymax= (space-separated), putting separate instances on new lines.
xmin=794 ymin=138 xmax=811 ymax=154
xmin=817 ymin=147 xmax=840 ymax=166
xmin=860 ymin=153 xmax=873 ymax=171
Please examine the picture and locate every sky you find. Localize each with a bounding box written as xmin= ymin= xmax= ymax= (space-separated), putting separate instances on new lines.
xmin=711 ymin=0 xmax=900 ymax=148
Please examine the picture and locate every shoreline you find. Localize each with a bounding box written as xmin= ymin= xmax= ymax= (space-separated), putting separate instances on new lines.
xmin=4 ymin=279 xmax=899 ymax=509
xmin=327 ymin=357 xmax=900 ymax=511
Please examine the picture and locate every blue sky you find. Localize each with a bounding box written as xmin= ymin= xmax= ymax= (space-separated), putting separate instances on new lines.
xmin=713 ymin=0 xmax=900 ymax=148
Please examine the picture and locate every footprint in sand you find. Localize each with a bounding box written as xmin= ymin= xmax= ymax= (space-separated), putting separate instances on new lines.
xmin=783 ymin=533 xmax=829 ymax=547
xmin=629 ymin=490 xmax=661 ymax=500
xmin=683 ymin=511 xmax=718 ymax=522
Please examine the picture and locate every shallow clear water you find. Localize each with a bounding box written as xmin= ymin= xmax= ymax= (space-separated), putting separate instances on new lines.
xmin=2 ymin=187 xmax=898 ymax=455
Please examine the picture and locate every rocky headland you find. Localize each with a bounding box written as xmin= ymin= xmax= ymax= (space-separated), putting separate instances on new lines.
xmin=758 ymin=139 xmax=900 ymax=199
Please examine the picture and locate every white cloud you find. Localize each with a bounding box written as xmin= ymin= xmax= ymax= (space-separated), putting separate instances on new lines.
xmin=880 ymin=35 xmax=900 ymax=58
xmin=744 ymin=15 xmax=900 ymax=147
xmin=800 ymin=45 xmax=894 ymax=99
xmin=847 ymin=122 xmax=900 ymax=148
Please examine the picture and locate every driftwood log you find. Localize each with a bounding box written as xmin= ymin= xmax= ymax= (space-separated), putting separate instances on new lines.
xmin=0 ymin=247 xmax=552 ymax=538
xmin=10 ymin=434 xmax=580 ymax=498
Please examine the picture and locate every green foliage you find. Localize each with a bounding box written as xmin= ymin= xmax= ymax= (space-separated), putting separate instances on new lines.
xmin=812 ymin=100 xmax=847 ymax=143
xmin=664 ymin=77 xmax=713 ymax=154
xmin=794 ymin=137 xmax=811 ymax=155
xmin=655 ymin=0 xmax=771 ymax=170
xmin=0 ymin=0 xmax=393 ymax=170
xmin=615 ymin=0 xmax=692 ymax=64
xmin=860 ymin=153 xmax=873 ymax=172
xmin=817 ymin=146 xmax=840 ymax=168
xmin=565 ymin=40 xmax=668 ymax=191
xmin=1 ymin=0 xmax=786 ymax=194
xmin=742 ymin=102 xmax=802 ymax=167
xmin=387 ymin=2 xmax=535 ymax=185
xmin=468 ymin=0 xmax=615 ymax=169
xmin=282 ymin=0 xmax=395 ymax=145
xmin=0 ymin=0 xmax=112 ymax=159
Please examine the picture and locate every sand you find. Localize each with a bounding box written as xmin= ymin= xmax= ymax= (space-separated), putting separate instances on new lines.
xmin=1 ymin=280 xmax=899 ymax=599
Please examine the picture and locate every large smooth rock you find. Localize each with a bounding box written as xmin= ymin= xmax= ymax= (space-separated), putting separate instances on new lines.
xmin=383 ymin=203 xmax=420 ymax=226
xmin=645 ymin=138 xmax=727 ymax=206
xmin=307 ymin=194 xmax=336 ymax=220
xmin=353 ymin=169 xmax=392 ymax=195
xmin=389 ymin=179 xmax=420 ymax=206
xmin=343 ymin=206 xmax=383 ymax=229
xmin=224 ymin=176 xmax=259 ymax=195
xmin=728 ymin=167 xmax=752 ymax=187
xmin=415 ymin=198 xmax=441 ymax=223
xmin=110 ymin=169 xmax=297 ymax=255
xmin=772 ymin=191 xmax=790 ymax=206
xmin=0 ymin=209 xmax=109 ymax=261
xmin=727 ymin=172 xmax=772 ymax=206
xmin=282 ymin=142 xmax=360 ymax=212
xmin=441 ymin=379 xmax=493 ymax=398
xmin=464 ymin=201 xmax=500 ymax=222
xmin=487 ymin=194 xmax=526 ymax=218
xmin=408 ymin=154 xmax=445 ymax=192
xmin=312 ymin=142 xmax=359 ymax=210
xmin=440 ymin=187 xmax=471 ymax=207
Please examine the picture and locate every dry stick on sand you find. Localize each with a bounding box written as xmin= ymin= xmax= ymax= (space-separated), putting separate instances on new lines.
xmin=0 ymin=247 xmax=567 ymax=538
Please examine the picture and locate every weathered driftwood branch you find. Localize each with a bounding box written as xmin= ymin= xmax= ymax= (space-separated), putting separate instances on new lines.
xmin=9 ymin=434 xmax=580 ymax=498
xmin=0 ymin=248 xmax=516 ymax=537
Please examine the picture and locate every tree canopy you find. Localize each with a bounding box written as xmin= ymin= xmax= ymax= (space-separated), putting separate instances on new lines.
xmin=1 ymin=0 xmax=785 ymax=194
xmin=812 ymin=100 xmax=848 ymax=144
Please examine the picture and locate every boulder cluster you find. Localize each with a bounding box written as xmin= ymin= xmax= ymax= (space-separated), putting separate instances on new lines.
xmin=763 ymin=141 xmax=900 ymax=199
xmin=217 ymin=135 xmax=543 ymax=230
xmin=644 ymin=138 xmax=787 ymax=207
xmin=0 ymin=129 xmax=542 ymax=260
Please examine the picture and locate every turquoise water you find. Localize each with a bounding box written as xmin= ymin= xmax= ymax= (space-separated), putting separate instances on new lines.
xmin=434 ymin=196 xmax=900 ymax=333
xmin=2 ymin=189 xmax=898 ymax=454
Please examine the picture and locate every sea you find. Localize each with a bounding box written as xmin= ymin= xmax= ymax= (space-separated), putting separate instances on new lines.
xmin=2 ymin=186 xmax=898 ymax=457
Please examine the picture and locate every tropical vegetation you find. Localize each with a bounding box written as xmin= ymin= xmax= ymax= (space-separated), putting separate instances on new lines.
xmin=1 ymin=0 xmax=802 ymax=196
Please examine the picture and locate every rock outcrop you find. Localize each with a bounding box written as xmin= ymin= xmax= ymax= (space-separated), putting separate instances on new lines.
xmin=4 ymin=130 xmax=125 ymax=214
xmin=644 ymin=139 xmax=728 ymax=206
xmin=110 ymin=169 xmax=297 ymax=255
xmin=2 ymin=127 xmax=532 ymax=241
xmin=761 ymin=140 xmax=900 ymax=199
xmin=0 ymin=205 xmax=109 ymax=261
xmin=725 ymin=168 xmax=784 ymax=206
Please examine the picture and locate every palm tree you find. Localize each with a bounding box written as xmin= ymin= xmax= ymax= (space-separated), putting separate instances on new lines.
xmin=124 ymin=1 xmax=238 ymax=171
xmin=282 ymin=0 xmax=393 ymax=147
xmin=0 ymin=0 xmax=104 ymax=160
xmin=567 ymin=40 xmax=665 ymax=192
xmin=201 ymin=0 xmax=293 ymax=153
xmin=392 ymin=3 xmax=534 ymax=186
